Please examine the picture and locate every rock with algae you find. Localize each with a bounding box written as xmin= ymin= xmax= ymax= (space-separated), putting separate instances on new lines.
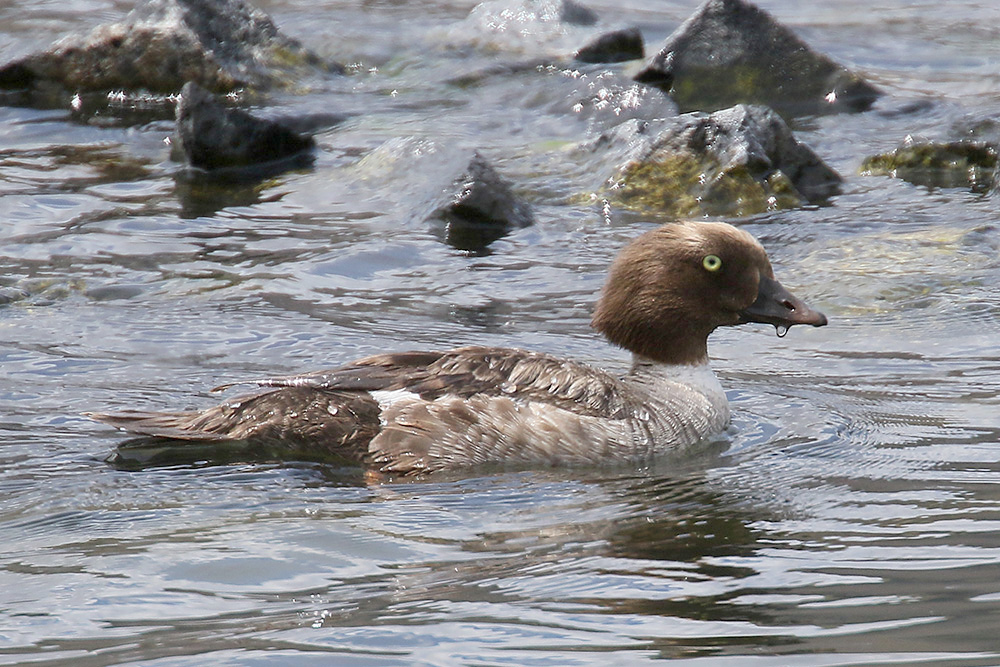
xmin=0 ymin=0 xmax=337 ymax=106
xmin=634 ymin=0 xmax=881 ymax=117
xmin=861 ymin=140 xmax=999 ymax=192
xmin=586 ymin=104 xmax=841 ymax=218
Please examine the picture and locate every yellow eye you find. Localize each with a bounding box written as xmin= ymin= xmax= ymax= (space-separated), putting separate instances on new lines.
xmin=702 ymin=254 xmax=723 ymax=272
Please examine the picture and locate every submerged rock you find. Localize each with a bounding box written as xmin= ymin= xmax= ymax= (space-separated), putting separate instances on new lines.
xmin=861 ymin=140 xmax=999 ymax=192
xmin=448 ymin=0 xmax=604 ymax=57
xmin=587 ymin=104 xmax=841 ymax=218
xmin=467 ymin=0 xmax=599 ymax=31
xmin=432 ymin=152 xmax=535 ymax=253
xmin=575 ymin=27 xmax=644 ymax=64
xmin=560 ymin=0 xmax=600 ymax=26
xmin=173 ymin=82 xmax=314 ymax=171
xmin=448 ymin=63 xmax=672 ymax=136
xmin=0 ymin=277 xmax=88 ymax=308
xmin=446 ymin=0 xmax=640 ymax=70
xmin=0 ymin=0 xmax=335 ymax=105
xmin=634 ymin=0 xmax=881 ymax=117
xmin=351 ymin=138 xmax=533 ymax=253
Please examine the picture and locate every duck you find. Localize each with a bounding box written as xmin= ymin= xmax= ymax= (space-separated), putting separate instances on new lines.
xmin=89 ymin=220 xmax=827 ymax=475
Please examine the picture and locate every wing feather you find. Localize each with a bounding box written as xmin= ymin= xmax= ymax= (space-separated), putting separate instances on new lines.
xmin=88 ymin=387 xmax=380 ymax=462
xmin=245 ymin=346 xmax=629 ymax=418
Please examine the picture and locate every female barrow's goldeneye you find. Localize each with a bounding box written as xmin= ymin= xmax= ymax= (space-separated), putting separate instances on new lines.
xmin=89 ymin=221 xmax=827 ymax=475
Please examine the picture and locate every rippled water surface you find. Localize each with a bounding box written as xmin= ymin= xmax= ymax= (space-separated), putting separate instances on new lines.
xmin=3 ymin=0 xmax=1000 ymax=665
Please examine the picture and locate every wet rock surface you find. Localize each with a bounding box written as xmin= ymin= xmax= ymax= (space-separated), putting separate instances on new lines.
xmin=349 ymin=138 xmax=534 ymax=254
xmin=587 ymin=104 xmax=841 ymax=217
xmin=173 ymin=82 xmax=315 ymax=171
xmin=0 ymin=0 xmax=336 ymax=106
xmin=432 ymin=152 xmax=535 ymax=253
xmin=559 ymin=0 xmax=600 ymax=26
xmin=575 ymin=27 xmax=644 ymax=64
xmin=862 ymin=140 xmax=999 ymax=192
xmin=446 ymin=0 xmax=640 ymax=72
xmin=635 ymin=0 xmax=881 ymax=117
xmin=449 ymin=0 xmax=612 ymax=59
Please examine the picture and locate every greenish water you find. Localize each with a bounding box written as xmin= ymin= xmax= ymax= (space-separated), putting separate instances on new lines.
xmin=2 ymin=0 xmax=1000 ymax=665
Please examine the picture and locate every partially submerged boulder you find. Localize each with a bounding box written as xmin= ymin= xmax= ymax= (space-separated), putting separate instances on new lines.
xmin=575 ymin=27 xmax=644 ymax=64
xmin=587 ymin=104 xmax=841 ymax=218
xmin=0 ymin=0 xmax=335 ymax=105
xmin=448 ymin=63 xmax=673 ymax=137
xmin=432 ymin=152 xmax=535 ymax=253
xmin=559 ymin=0 xmax=600 ymax=26
xmin=351 ymin=138 xmax=534 ymax=253
xmin=635 ymin=0 xmax=881 ymax=117
xmin=173 ymin=82 xmax=314 ymax=170
xmin=861 ymin=140 xmax=999 ymax=192
xmin=448 ymin=0 xmax=602 ymax=57
xmin=446 ymin=0 xmax=641 ymax=70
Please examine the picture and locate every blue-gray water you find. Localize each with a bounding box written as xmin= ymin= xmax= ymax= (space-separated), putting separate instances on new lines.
xmin=3 ymin=0 xmax=1000 ymax=665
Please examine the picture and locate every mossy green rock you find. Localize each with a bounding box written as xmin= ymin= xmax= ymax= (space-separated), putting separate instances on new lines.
xmin=861 ymin=141 xmax=999 ymax=192
xmin=594 ymin=104 xmax=840 ymax=218
xmin=0 ymin=0 xmax=338 ymax=106
xmin=614 ymin=153 xmax=806 ymax=218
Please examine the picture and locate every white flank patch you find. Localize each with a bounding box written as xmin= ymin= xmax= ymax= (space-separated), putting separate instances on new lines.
xmin=370 ymin=389 xmax=423 ymax=426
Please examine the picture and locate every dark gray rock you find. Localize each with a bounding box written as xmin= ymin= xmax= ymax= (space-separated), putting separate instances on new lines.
xmin=173 ymin=82 xmax=314 ymax=170
xmin=575 ymin=27 xmax=644 ymax=64
xmin=634 ymin=0 xmax=881 ymax=117
xmin=347 ymin=138 xmax=534 ymax=253
xmin=433 ymin=152 xmax=535 ymax=253
xmin=585 ymin=104 xmax=841 ymax=217
xmin=0 ymin=0 xmax=336 ymax=102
